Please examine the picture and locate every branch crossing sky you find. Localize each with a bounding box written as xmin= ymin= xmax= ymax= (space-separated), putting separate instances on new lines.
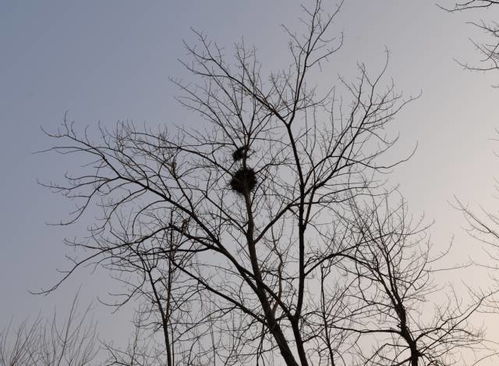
xmin=1 ymin=0 xmax=499 ymax=351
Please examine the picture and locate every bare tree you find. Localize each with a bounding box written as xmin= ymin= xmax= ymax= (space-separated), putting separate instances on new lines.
xmin=440 ymin=0 xmax=499 ymax=73
xmin=99 ymin=212 xmax=199 ymax=366
xmin=331 ymin=194 xmax=488 ymax=366
xmin=104 ymin=314 xmax=164 ymax=366
xmin=41 ymin=1 xmax=489 ymax=365
xmin=0 ymin=296 xmax=98 ymax=366
xmin=455 ymin=195 xmax=499 ymax=271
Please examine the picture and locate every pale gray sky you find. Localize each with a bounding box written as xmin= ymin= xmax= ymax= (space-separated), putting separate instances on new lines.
xmin=1 ymin=0 xmax=499 ymax=355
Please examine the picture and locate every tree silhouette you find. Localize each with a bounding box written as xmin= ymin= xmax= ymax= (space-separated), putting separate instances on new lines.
xmin=0 ymin=296 xmax=97 ymax=366
xmin=41 ymin=1 xmax=490 ymax=365
xmin=441 ymin=0 xmax=499 ymax=73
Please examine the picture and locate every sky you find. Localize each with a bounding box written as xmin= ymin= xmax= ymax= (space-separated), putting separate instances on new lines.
xmin=2 ymin=0 xmax=499 ymax=359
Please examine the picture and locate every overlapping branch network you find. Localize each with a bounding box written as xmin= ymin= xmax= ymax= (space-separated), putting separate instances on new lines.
xmin=40 ymin=1 xmax=491 ymax=365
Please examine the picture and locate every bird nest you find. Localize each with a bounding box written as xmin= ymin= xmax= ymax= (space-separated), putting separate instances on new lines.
xmin=230 ymin=167 xmax=257 ymax=194
xmin=232 ymin=146 xmax=249 ymax=162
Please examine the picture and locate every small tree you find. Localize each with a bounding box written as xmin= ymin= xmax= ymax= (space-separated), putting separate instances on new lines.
xmin=42 ymin=1 xmax=488 ymax=365
xmin=0 ymin=296 xmax=98 ymax=366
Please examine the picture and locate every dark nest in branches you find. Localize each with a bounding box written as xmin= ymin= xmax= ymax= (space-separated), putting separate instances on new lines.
xmin=230 ymin=167 xmax=257 ymax=195
xmin=232 ymin=146 xmax=249 ymax=162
